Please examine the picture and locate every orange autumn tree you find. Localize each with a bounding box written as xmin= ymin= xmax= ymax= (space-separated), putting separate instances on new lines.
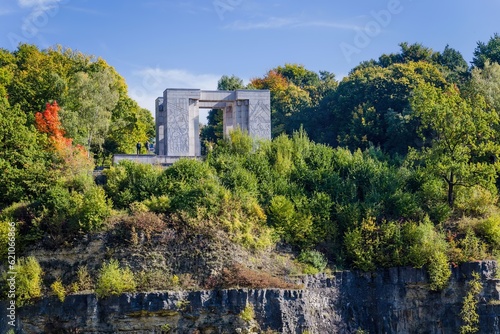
xmin=35 ymin=101 xmax=93 ymax=177
xmin=35 ymin=101 xmax=70 ymax=150
xmin=251 ymin=69 xmax=312 ymax=136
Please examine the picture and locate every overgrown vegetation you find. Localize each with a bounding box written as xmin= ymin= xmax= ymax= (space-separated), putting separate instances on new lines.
xmin=240 ymin=304 xmax=255 ymax=322
xmin=14 ymin=256 xmax=43 ymax=306
xmin=95 ymin=259 xmax=136 ymax=298
xmin=460 ymin=272 xmax=483 ymax=334
xmin=3 ymin=36 xmax=500 ymax=300
xmin=51 ymin=278 xmax=66 ymax=302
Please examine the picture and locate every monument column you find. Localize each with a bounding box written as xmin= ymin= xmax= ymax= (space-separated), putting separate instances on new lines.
xmin=235 ymin=90 xmax=271 ymax=140
xmin=164 ymin=89 xmax=201 ymax=157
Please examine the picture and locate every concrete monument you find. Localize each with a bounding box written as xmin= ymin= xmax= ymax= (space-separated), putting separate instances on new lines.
xmin=155 ymin=89 xmax=271 ymax=157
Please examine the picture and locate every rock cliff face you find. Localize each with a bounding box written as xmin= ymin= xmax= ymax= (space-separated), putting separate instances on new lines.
xmin=2 ymin=261 xmax=500 ymax=333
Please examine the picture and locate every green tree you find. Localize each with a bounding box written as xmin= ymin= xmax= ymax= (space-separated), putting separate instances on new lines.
xmin=0 ymin=97 xmax=53 ymax=207
xmin=324 ymin=61 xmax=447 ymax=154
xmin=434 ymin=45 xmax=469 ymax=86
xmin=63 ymin=67 xmax=120 ymax=154
xmin=217 ymin=74 xmax=245 ymax=91
xmin=103 ymin=97 xmax=154 ymax=160
xmin=410 ymin=83 xmax=499 ymax=207
xmin=472 ymin=33 xmax=500 ymax=68
xmin=470 ymin=60 xmax=500 ymax=114
xmin=8 ymin=44 xmax=67 ymax=119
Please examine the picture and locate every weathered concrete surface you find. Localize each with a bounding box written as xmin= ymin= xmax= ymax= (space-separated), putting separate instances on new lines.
xmin=1 ymin=261 xmax=500 ymax=333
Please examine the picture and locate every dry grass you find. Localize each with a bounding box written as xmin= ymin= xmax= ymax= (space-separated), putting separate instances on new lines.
xmin=206 ymin=263 xmax=301 ymax=290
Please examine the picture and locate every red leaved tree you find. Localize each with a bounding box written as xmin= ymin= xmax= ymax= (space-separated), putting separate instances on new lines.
xmin=35 ymin=101 xmax=93 ymax=175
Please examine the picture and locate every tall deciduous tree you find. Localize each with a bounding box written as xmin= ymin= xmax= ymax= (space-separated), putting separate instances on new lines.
xmin=410 ymin=83 xmax=499 ymax=207
xmin=326 ymin=61 xmax=447 ymax=154
xmin=470 ymin=60 xmax=500 ymax=113
xmin=64 ymin=68 xmax=119 ymax=154
xmin=217 ymin=75 xmax=244 ymax=91
xmin=0 ymin=96 xmax=53 ymax=207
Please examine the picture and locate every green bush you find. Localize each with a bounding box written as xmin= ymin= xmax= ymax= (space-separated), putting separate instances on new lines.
xmin=104 ymin=161 xmax=164 ymax=209
xmin=95 ymin=259 xmax=136 ymax=298
xmin=477 ymin=213 xmax=500 ymax=249
xmin=0 ymin=221 xmax=16 ymax=263
xmin=460 ymin=272 xmax=482 ymax=334
xmin=240 ymin=304 xmax=255 ymax=322
xmin=455 ymin=185 xmax=497 ymax=217
xmin=75 ymin=265 xmax=93 ymax=292
xmin=460 ymin=229 xmax=487 ymax=262
xmin=268 ymin=195 xmax=314 ymax=248
xmin=407 ymin=221 xmax=448 ymax=268
xmin=163 ymin=159 xmax=226 ymax=217
xmin=298 ymin=250 xmax=328 ymax=273
xmin=51 ymin=278 xmax=66 ymax=302
xmin=76 ymin=186 xmax=112 ymax=231
xmin=16 ymin=256 xmax=43 ymax=306
xmin=428 ymin=250 xmax=451 ymax=291
xmin=143 ymin=195 xmax=171 ymax=214
xmin=33 ymin=184 xmax=112 ymax=235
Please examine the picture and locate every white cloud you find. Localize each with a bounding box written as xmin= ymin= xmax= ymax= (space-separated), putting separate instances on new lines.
xmin=129 ymin=68 xmax=221 ymax=114
xmin=225 ymin=17 xmax=363 ymax=31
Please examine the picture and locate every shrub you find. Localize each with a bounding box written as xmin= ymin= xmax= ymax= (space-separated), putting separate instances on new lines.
xmin=460 ymin=272 xmax=482 ymax=334
xmin=160 ymin=323 xmax=171 ymax=333
xmin=144 ymin=195 xmax=171 ymax=214
xmin=95 ymin=259 xmax=136 ymax=298
xmin=33 ymin=184 xmax=111 ymax=235
xmin=455 ymin=185 xmax=497 ymax=217
xmin=217 ymin=195 xmax=274 ymax=251
xmin=344 ymin=218 xmax=378 ymax=271
xmin=104 ymin=161 xmax=164 ymax=209
xmin=477 ymin=213 xmax=500 ymax=249
xmin=75 ymin=265 xmax=93 ymax=292
xmin=407 ymin=221 xmax=448 ymax=268
xmin=460 ymin=229 xmax=487 ymax=262
xmin=51 ymin=278 xmax=66 ymax=302
xmin=163 ymin=159 xmax=225 ymax=217
xmin=428 ymin=250 xmax=451 ymax=291
xmin=16 ymin=256 xmax=43 ymax=306
xmin=76 ymin=185 xmax=112 ymax=232
xmin=240 ymin=304 xmax=255 ymax=322
xmin=0 ymin=221 xmax=16 ymax=263
xmin=135 ymin=269 xmax=175 ymax=291
xmin=298 ymin=250 xmax=328 ymax=273
xmin=268 ymin=195 xmax=314 ymax=248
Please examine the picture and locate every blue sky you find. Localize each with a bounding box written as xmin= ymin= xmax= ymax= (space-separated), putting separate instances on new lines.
xmin=0 ymin=0 xmax=499 ymax=118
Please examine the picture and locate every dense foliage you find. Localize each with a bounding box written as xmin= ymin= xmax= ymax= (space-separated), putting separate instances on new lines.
xmin=3 ymin=34 xmax=500 ymax=303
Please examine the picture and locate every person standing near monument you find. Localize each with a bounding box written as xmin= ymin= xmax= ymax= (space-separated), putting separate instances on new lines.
xmin=136 ymin=142 xmax=141 ymax=155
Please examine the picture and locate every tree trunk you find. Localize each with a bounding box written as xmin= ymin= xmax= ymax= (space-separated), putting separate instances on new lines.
xmin=447 ymin=171 xmax=454 ymax=207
